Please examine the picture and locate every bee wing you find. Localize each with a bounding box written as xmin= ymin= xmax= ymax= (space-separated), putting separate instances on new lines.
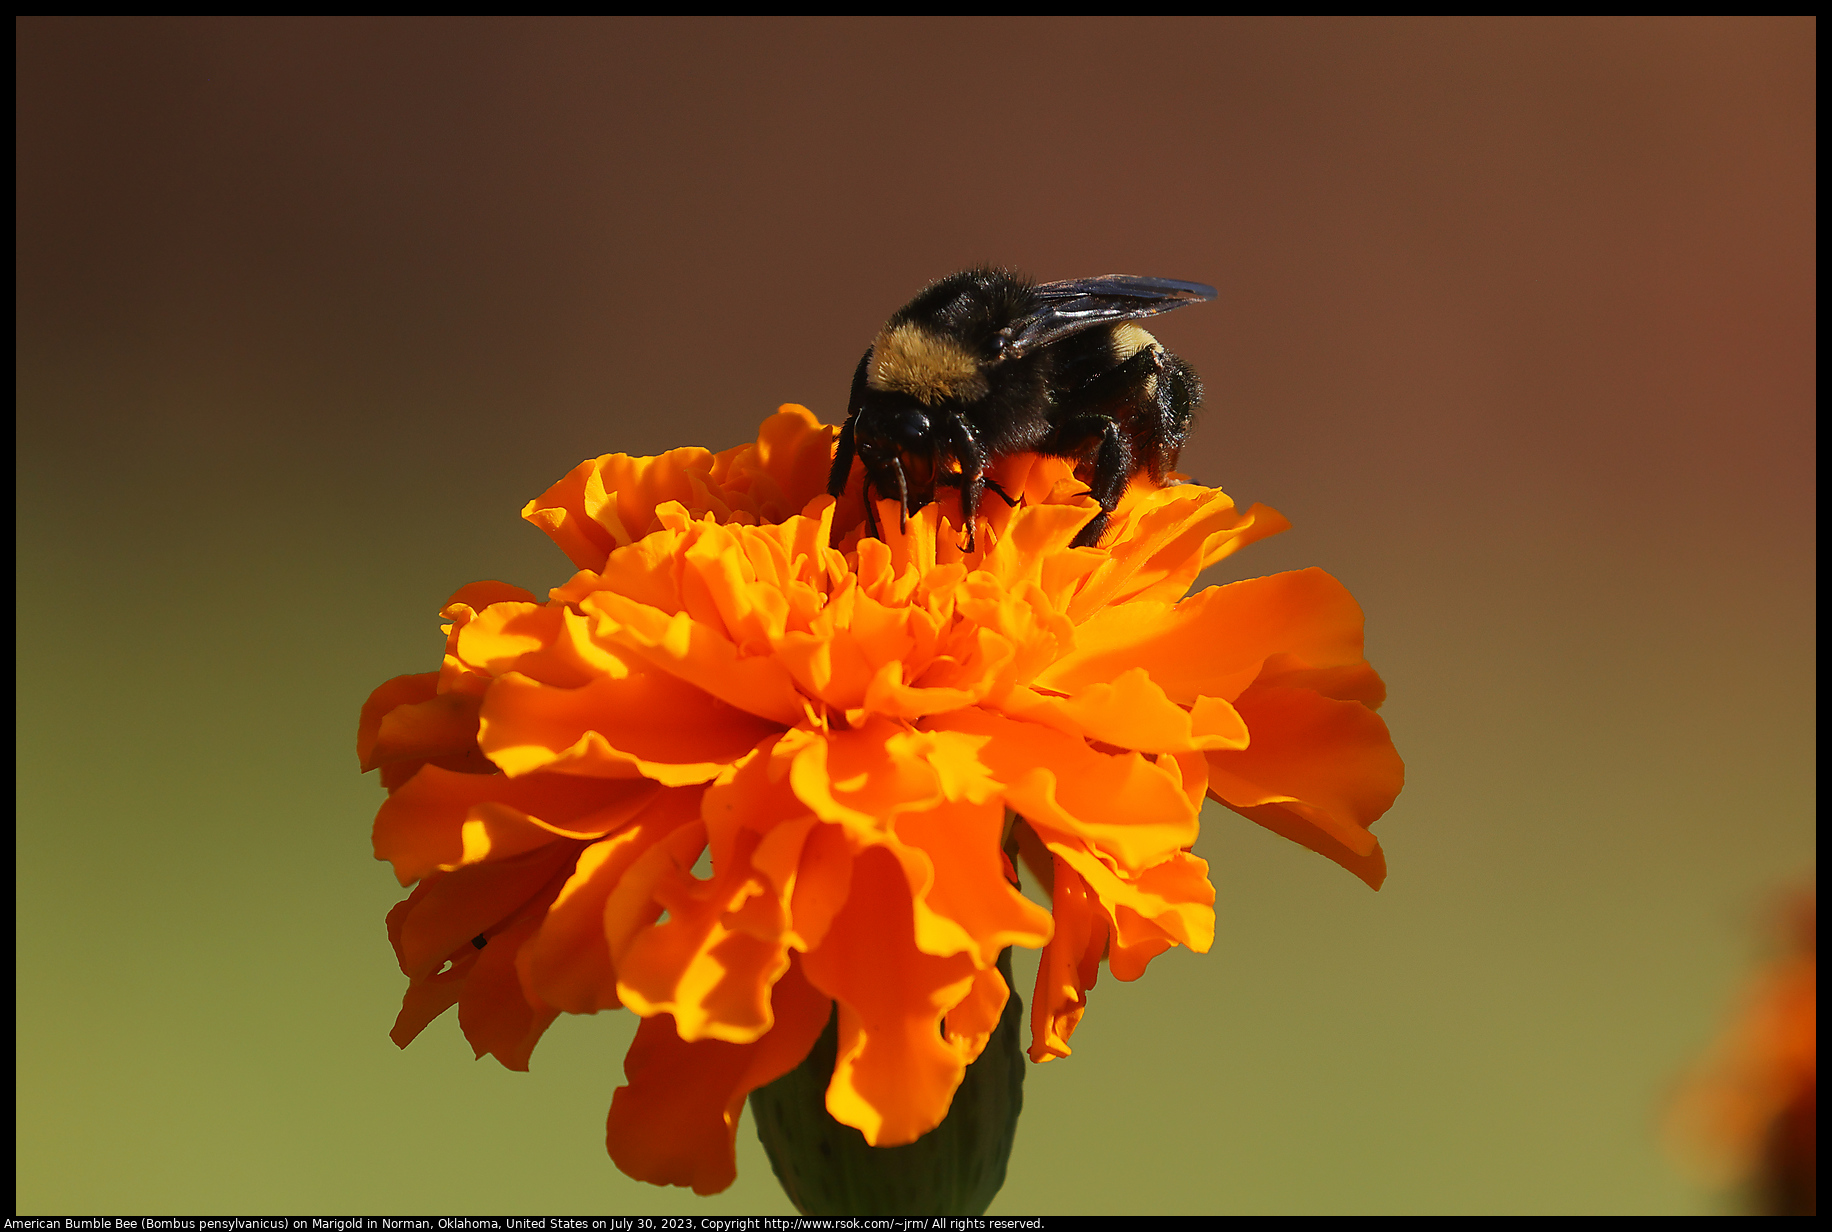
xmin=994 ymin=275 xmax=1217 ymax=359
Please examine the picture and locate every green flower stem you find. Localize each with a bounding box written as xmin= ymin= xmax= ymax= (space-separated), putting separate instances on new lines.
xmin=749 ymin=948 xmax=1024 ymax=1216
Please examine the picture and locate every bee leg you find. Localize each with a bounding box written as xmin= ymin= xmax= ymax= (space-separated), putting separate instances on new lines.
xmin=827 ymin=416 xmax=858 ymax=497
xmin=862 ymin=479 xmax=881 ymax=540
xmin=1075 ymin=347 xmax=1201 ymax=484
xmin=940 ymin=415 xmax=989 ymax=550
xmin=981 ymin=478 xmax=1019 ymax=507
xmin=1040 ymin=414 xmax=1131 ymax=549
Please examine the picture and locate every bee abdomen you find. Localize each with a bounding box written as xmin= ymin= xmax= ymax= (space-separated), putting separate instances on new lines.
xmin=1111 ymin=323 xmax=1162 ymax=363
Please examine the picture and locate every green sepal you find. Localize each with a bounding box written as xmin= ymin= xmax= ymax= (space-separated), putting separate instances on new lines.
xmin=750 ymin=948 xmax=1024 ymax=1216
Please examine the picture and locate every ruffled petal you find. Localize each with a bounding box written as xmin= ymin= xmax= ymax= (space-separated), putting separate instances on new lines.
xmin=359 ymin=673 xmax=439 ymax=769
xmin=1036 ymin=567 xmax=1369 ymax=705
xmin=994 ymin=669 xmax=1249 ymax=753
xmin=944 ymin=960 xmax=1011 ymax=1067
xmin=454 ymin=601 xmax=625 ymax=687
xmin=478 ymin=669 xmax=784 ymax=784
xmin=781 ymin=720 xmax=952 ymax=835
xmin=386 ymin=884 xmax=473 ymax=1047
xmin=522 ymin=447 xmax=729 ymax=570
xmin=1068 ymin=485 xmax=1288 ymax=619
xmin=605 ymin=955 xmax=831 ymax=1195
xmin=519 ymin=787 xmax=703 ymax=1014
xmin=437 ymin=583 xmax=541 ymax=696
xmin=800 ymin=846 xmax=981 ymax=1146
xmin=386 ymin=855 xmax=572 ymax=1069
xmin=1028 ymin=858 xmax=1107 ymax=1063
xmin=582 ymin=590 xmax=807 ymax=726
xmin=890 ymin=799 xmax=1053 ymax=964
xmin=931 ymin=709 xmax=1198 ymax=875
xmin=1206 ymin=683 xmax=1403 ymax=890
xmin=373 ymin=764 xmax=656 ymax=886
xmin=456 ymin=907 xmax=560 ymax=1071
xmin=615 ymin=825 xmax=794 ymax=1044
xmin=705 ymin=405 xmax=840 ymax=534
xmin=391 ymin=844 xmax=582 ymax=981
xmin=1043 ymin=839 xmax=1215 ymax=959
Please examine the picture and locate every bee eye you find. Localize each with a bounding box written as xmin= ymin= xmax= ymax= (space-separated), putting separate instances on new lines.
xmin=889 ymin=409 xmax=932 ymax=452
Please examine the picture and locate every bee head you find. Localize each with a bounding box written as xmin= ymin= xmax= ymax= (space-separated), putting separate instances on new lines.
xmin=854 ymin=392 xmax=938 ymax=510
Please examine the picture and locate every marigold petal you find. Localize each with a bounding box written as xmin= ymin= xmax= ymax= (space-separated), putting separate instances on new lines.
xmin=616 ymin=826 xmax=794 ymax=1044
xmin=583 ymin=591 xmax=806 ymax=726
xmin=390 ymin=955 xmax=475 ymax=1049
xmin=434 ymin=583 xmax=541 ymax=696
xmin=681 ymin=528 xmax=792 ymax=652
xmin=444 ymin=580 xmax=544 ymax=612
xmin=581 ymin=532 xmax=689 ymax=618
xmin=783 ymin=720 xmax=948 ymax=834
xmin=519 ymin=787 xmax=703 ymax=1014
xmin=996 ymin=670 xmax=1249 ymax=754
xmin=979 ymin=502 xmax=1097 ymax=593
xmin=393 ymin=845 xmax=581 ymax=981
xmin=455 ymin=602 xmax=626 ymax=687
xmin=701 ymin=737 xmax=805 ymax=838
xmin=774 ymin=627 xmax=880 ymax=710
xmin=861 ymin=653 xmax=996 ymax=722
xmin=359 ymin=673 xmax=440 ymax=771
xmin=606 ymin=955 xmax=831 ymax=1195
xmin=801 ymin=846 xmax=980 ymax=1146
xmin=1028 ymin=859 xmax=1108 ymax=1063
xmin=1205 ymin=684 xmax=1403 ymax=890
xmin=1159 ymin=748 xmax=1212 ymax=817
xmin=699 ymin=744 xmax=856 ymax=955
xmin=939 ymin=576 xmax=1074 ymax=696
xmin=1253 ymin=652 xmax=1389 ymax=709
xmin=1043 ymin=840 xmax=1215 ymax=958
xmin=1073 ymin=488 xmax=1289 ymax=618
xmin=387 ymin=859 xmax=569 ymax=1065
xmin=931 ymin=710 xmax=1197 ymax=874
xmin=1038 ymin=567 xmax=1369 ymax=707
xmin=387 ymin=884 xmax=474 ymax=1046
xmin=1106 ymin=906 xmax=1177 ymax=981
xmin=705 ymin=405 xmax=838 ymax=522
xmin=457 ymin=907 xmax=560 ymax=1071
xmin=521 ymin=458 xmax=623 ymax=571
xmin=786 ymin=821 xmax=854 ymax=955
xmin=479 ymin=669 xmax=783 ymax=785
xmin=374 ymin=765 xmax=656 ymax=886
xmin=604 ymin=821 xmax=706 ymax=970
xmin=944 ymin=960 xmax=1010 ymax=1068
xmin=523 ymin=447 xmax=732 ymax=571
xmin=891 ymin=800 xmax=1053 ymax=964
xmin=1243 ymin=810 xmax=1388 ymax=894
xmin=364 ymin=691 xmax=490 ymax=778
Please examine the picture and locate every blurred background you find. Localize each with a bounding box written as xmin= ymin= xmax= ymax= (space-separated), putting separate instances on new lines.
xmin=16 ymin=17 xmax=1814 ymax=1215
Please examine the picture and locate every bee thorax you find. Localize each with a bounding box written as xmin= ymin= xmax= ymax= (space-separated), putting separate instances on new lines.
xmin=866 ymin=324 xmax=990 ymax=406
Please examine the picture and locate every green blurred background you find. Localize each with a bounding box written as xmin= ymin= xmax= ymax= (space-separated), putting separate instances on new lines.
xmin=16 ymin=17 xmax=1814 ymax=1215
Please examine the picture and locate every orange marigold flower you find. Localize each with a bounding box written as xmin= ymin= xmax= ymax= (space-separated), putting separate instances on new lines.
xmin=359 ymin=405 xmax=1404 ymax=1195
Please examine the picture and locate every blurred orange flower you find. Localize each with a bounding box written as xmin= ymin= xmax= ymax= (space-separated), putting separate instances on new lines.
xmin=358 ymin=405 xmax=1404 ymax=1194
xmin=1669 ymin=892 xmax=1816 ymax=1215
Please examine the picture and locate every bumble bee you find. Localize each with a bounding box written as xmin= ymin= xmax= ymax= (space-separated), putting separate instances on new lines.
xmin=827 ymin=267 xmax=1216 ymax=549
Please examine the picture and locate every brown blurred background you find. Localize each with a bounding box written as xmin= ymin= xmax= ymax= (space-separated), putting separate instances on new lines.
xmin=15 ymin=17 xmax=1814 ymax=1214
